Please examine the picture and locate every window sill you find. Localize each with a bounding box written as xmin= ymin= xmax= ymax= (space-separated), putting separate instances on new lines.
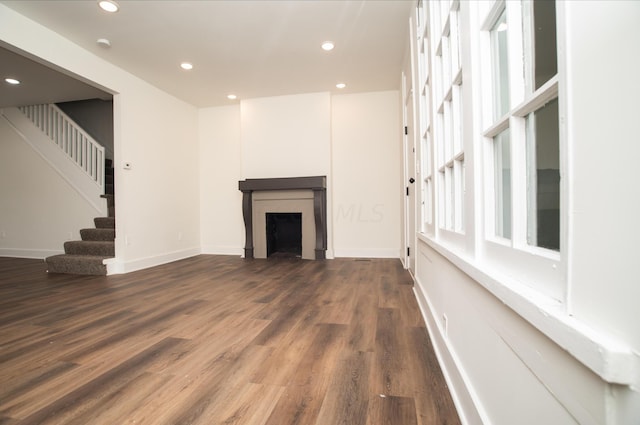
xmin=417 ymin=232 xmax=638 ymax=386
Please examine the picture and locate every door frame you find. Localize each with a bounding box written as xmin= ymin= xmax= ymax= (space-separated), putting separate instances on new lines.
xmin=402 ymin=72 xmax=416 ymax=274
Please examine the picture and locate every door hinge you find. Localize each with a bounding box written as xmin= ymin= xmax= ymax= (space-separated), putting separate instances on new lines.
xmin=407 ymin=247 xmax=410 ymax=256
xmin=406 ymin=187 xmax=409 ymax=196
xmin=404 ymin=126 xmax=408 ymax=135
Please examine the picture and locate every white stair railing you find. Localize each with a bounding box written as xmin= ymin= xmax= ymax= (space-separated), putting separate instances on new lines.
xmin=18 ymin=104 xmax=104 ymax=190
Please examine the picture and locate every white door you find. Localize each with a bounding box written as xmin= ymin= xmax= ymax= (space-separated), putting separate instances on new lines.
xmin=403 ymin=80 xmax=416 ymax=274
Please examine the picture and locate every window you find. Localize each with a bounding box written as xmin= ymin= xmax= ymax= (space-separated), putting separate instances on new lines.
xmin=415 ymin=0 xmax=433 ymax=232
xmin=432 ymin=1 xmax=464 ymax=234
xmin=484 ymin=0 xmax=560 ymax=253
xmin=410 ymin=0 xmax=565 ymax=300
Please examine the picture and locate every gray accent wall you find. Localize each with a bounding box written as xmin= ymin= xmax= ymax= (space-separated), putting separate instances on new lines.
xmin=57 ymin=99 xmax=114 ymax=159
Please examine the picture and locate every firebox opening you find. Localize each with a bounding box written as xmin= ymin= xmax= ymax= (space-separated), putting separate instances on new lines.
xmin=266 ymin=213 xmax=302 ymax=258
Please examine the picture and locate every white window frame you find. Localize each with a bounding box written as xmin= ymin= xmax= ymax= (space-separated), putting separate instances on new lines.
xmin=479 ymin=0 xmax=565 ymax=301
xmin=416 ymin=0 xmax=435 ymax=235
xmin=432 ymin=0 xmax=465 ymax=238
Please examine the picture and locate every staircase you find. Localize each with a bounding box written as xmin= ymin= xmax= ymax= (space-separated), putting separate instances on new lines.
xmin=45 ymin=159 xmax=115 ymax=275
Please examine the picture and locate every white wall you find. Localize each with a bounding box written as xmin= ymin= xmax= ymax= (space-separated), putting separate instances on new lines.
xmin=564 ymin=2 xmax=640 ymax=420
xmin=565 ymin=0 xmax=640 ymax=357
xmin=0 ymin=117 xmax=97 ymax=258
xmin=331 ymin=91 xmax=402 ymax=258
xmin=115 ymin=90 xmax=200 ymax=272
xmin=200 ymin=93 xmax=333 ymax=257
xmin=415 ymin=240 xmax=610 ymax=425
xmin=199 ymin=105 xmax=244 ymax=255
xmin=198 ymin=91 xmax=402 ymax=259
xmin=0 ymin=4 xmax=201 ymax=273
xmin=2 ymin=5 xmax=403 ymax=268
xmin=240 ymin=92 xmax=331 ymax=179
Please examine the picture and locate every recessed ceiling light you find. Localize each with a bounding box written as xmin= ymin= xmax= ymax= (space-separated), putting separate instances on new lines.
xmin=4 ymin=78 xmax=20 ymax=85
xmin=227 ymin=94 xmax=237 ymax=100
xmin=321 ymin=41 xmax=335 ymax=51
xmin=97 ymin=38 xmax=111 ymax=48
xmin=98 ymin=0 xmax=119 ymax=13
xmin=180 ymin=62 xmax=193 ymax=70
xmin=336 ymin=83 xmax=346 ymax=89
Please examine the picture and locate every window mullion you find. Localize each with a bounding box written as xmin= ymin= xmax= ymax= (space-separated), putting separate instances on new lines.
xmin=513 ymin=75 xmax=559 ymax=117
xmin=483 ymin=114 xmax=510 ymax=139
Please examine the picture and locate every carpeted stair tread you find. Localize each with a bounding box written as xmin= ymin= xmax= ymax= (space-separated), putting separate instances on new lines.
xmin=64 ymin=240 xmax=114 ymax=256
xmin=46 ymin=254 xmax=108 ymax=275
xmin=94 ymin=217 xmax=115 ymax=229
xmin=81 ymin=228 xmax=115 ymax=241
xmin=44 ymin=158 xmax=115 ymax=276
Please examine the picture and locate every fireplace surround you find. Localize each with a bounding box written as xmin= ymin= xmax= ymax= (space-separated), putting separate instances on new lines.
xmin=238 ymin=176 xmax=327 ymax=260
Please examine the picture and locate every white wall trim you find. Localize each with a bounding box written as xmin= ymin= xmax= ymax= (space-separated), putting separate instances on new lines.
xmin=106 ymin=247 xmax=200 ymax=275
xmin=199 ymin=247 xmax=336 ymax=259
xmin=333 ymin=248 xmax=401 ymax=259
xmin=413 ymin=279 xmax=489 ymax=425
xmin=0 ymin=248 xmax=62 ymax=259
xmin=200 ymin=245 xmax=243 ymax=256
xmin=418 ymin=233 xmax=640 ymax=387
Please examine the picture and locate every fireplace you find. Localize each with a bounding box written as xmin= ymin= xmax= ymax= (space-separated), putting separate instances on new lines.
xmin=266 ymin=213 xmax=302 ymax=257
xmin=238 ymin=176 xmax=327 ymax=260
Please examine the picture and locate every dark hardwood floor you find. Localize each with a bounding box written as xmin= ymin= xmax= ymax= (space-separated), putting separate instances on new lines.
xmin=0 ymin=255 xmax=460 ymax=425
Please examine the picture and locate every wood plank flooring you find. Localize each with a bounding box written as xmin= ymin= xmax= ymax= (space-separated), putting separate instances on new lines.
xmin=0 ymin=255 xmax=460 ymax=425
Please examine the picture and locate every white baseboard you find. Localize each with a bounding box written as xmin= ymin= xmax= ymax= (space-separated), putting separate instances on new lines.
xmin=333 ymin=247 xmax=401 ymax=258
xmin=106 ymin=247 xmax=201 ymax=275
xmin=0 ymin=248 xmax=62 ymax=259
xmin=412 ymin=277 xmax=487 ymax=425
xmin=201 ymin=246 xmax=337 ymax=259
xmin=200 ymin=245 xmax=243 ymax=256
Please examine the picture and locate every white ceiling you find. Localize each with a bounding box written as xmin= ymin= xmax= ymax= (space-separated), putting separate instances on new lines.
xmin=0 ymin=45 xmax=113 ymax=108
xmin=0 ymin=0 xmax=412 ymax=108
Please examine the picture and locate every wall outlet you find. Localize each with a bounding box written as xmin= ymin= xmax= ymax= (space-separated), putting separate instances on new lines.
xmin=178 ymin=231 xmax=183 ymax=241
xmin=125 ymin=235 xmax=131 ymax=246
